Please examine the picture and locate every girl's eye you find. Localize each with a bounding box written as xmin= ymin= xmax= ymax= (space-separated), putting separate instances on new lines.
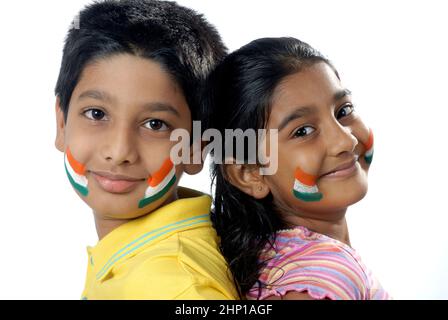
xmin=337 ymin=104 xmax=355 ymax=119
xmin=144 ymin=119 xmax=169 ymax=131
xmin=83 ymin=108 xmax=106 ymax=121
xmin=293 ymin=126 xmax=315 ymax=138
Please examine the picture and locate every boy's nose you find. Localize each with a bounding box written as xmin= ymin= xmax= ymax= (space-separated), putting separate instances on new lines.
xmin=100 ymin=126 xmax=139 ymax=165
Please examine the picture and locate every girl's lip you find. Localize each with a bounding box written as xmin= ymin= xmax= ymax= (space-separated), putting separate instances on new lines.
xmin=91 ymin=172 xmax=142 ymax=193
xmin=321 ymin=161 xmax=359 ymax=179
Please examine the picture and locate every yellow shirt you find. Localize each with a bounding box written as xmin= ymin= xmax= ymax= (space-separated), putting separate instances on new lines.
xmin=81 ymin=187 xmax=238 ymax=300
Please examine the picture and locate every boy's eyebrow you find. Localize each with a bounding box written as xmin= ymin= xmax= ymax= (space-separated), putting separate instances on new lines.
xmin=78 ymin=89 xmax=114 ymax=102
xmin=277 ymin=88 xmax=352 ymax=132
xmin=77 ymin=90 xmax=180 ymax=117
xmin=141 ymin=102 xmax=180 ymax=118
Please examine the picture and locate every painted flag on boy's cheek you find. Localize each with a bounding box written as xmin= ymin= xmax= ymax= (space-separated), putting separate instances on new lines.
xmin=364 ymin=129 xmax=374 ymax=165
xmin=138 ymin=158 xmax=176 ymax=208
xmin=64 ymin=147 xmax=89 ymax=196
xmin=293 ymin=167 xmax=323 ymax=202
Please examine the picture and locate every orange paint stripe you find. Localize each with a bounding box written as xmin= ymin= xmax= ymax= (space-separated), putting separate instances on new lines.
xmin=66 ymin=147 xmax=86 ymax=175
xmin=364 ymin=129 xmax=374 ymax=150
xmin=147 ymin=158 xmax=174 ymax=187
xmin=294 ymin=167 xmax=317 ymax=186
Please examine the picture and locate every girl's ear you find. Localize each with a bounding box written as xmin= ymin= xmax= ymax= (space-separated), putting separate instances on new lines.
xmin=55 ymin=97 xmax=66 ymax=152
xmin=224 ymin=161 xmax=270 ymax=199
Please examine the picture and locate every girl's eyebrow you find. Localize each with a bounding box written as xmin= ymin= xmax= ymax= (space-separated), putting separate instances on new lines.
xmin=277 ymin=88 xmax=352 ymax=132
xmin=278 ymin=106 xmax=315 ymax=132
xmin=334 ymin=88 xmax=352 ymax=101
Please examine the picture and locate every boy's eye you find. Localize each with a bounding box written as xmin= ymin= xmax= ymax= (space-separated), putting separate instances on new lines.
xmin=337 ymin=104 xmax=355 ymax=120
xmin=83 ymin=108 xmax=107 ymax=121
xmin=144 ymin=119 xmax=169 ymax=131
xmin=293 ymin=126 xmax=315 ymax=138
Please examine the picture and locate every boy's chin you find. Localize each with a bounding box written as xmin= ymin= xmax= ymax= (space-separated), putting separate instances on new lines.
xmin=83 ymin=194 xmax=171 ymax=220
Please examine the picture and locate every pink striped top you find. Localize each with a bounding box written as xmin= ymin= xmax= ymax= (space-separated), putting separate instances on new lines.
xmin=246 ymin=226 xmax=391 ymax=300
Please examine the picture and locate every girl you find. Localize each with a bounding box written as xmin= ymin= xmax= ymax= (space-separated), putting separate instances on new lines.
xmin=206 ymin=37 xmax=390 ymax=300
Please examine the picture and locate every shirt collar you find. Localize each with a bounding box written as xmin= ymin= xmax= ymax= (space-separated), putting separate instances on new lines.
xmin=88 ymin=187 xmax=212 ymax=282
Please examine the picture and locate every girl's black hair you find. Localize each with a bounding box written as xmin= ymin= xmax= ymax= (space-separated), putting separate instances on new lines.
xmin=205 ymin=37 xmax=337 ymax=298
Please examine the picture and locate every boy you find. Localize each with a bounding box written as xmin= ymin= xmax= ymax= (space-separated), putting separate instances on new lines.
xmin=54 ymin=0 xmax=237 ymax=299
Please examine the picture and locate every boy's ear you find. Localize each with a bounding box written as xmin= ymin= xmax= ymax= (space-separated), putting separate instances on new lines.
xmin=54 ymin=97 xmax=66 ymax=152
xmin=183 ymin=140 xmax=206 ymax=175
xmin=224 ymin=161 xmax=270 ymax=199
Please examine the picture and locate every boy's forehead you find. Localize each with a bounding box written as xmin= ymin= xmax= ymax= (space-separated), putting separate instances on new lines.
xmin=71 ymin=54 xmax=189 ymax=116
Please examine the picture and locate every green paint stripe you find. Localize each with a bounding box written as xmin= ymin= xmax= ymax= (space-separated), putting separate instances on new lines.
xmin=365 ymin=153 xmax=373 ymax=165
xmin=293 ymin=189 xmax=323 ymax=202
xmin=138 ymin=175 xmax=176 ymax=208
xmin=65 ymin=163 xmax=88 ymax=196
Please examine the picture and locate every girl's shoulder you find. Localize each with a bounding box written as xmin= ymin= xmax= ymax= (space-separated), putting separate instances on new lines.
xmin=251 ymin=226 xmax=391 ymax=300
xmin=260 ymin=225 xmax=356 ymax=262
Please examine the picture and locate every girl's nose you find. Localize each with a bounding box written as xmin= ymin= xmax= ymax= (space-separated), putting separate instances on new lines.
xmin=324 ymin=121 xmax=358 ymax=157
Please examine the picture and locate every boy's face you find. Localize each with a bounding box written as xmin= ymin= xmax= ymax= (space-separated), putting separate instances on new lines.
xmin=55 ymin=54 xmax=197 ymax=219
xmin=263 ymin=62 xmax=371 ymax=220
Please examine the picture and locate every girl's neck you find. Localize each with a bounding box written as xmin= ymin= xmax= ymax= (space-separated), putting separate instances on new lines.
xmin=284 ymin=212 xmax=351 ymax=246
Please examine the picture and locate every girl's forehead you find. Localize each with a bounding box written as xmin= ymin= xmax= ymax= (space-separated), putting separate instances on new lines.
xmin=273 ymin=63 xmax=343 ymax=106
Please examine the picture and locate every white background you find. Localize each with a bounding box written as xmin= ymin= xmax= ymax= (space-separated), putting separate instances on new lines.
xmin=0 ymin=0 xmax=447 ymax=299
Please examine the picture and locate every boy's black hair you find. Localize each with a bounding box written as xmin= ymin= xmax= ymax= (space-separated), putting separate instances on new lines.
xmin=55 ymin=0 xmax=227 ymax=124
xmin=205 ymin=37 xmax=337 ymax=298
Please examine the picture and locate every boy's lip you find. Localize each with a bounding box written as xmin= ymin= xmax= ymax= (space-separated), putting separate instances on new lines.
xmin=90 ymin=171 xmax=145 ymax=194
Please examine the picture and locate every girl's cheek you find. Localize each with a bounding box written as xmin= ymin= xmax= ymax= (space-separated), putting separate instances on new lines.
xmin=351 ymin=119 xmax=374 ymax=166
xmin=286 ymin=148 xmax=325 ymax=202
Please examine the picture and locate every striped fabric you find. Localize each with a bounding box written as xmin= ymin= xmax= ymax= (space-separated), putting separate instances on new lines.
xmin=247 ymin=226 xmax=391 ymax=300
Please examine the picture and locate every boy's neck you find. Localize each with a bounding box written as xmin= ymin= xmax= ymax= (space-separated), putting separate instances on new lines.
xmin=93 ymin=190 xmax=179 ymax=241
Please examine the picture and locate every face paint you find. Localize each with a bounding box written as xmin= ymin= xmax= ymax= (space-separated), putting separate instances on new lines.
xmin=138 ymin=158 xmax=177 ymax=208
xmin=363 ymin=129 xmax=374 ymax=165
xmin=64 ymin=147 xmax=89 ymax=196
xmin=292 ymin=167 xmax=323 ymax=202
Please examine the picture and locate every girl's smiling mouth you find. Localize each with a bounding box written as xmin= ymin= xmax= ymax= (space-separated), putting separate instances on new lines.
xmin=320 ymin=156 xmax=359 ymax=179
xmin=90 ymin=171 xmax=145 ymax=194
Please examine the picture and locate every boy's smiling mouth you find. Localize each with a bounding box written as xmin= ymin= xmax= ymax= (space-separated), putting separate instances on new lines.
xmin=90 ymin=170 xmax=145 ymax=194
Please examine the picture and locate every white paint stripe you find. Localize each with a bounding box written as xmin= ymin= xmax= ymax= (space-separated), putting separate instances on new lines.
xmin=365 ymin=148 xmax=374 ymax=157
xmin=293 ymin=179 xmax=319 ymax=194
xmin=64 ymin=154 xmax=88 ymax=187
xmin=144 ymin=166 xmax=176 ymax=198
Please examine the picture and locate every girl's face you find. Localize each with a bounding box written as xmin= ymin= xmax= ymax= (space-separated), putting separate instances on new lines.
xmin=263 ymin=62 xmax=371 ymax=222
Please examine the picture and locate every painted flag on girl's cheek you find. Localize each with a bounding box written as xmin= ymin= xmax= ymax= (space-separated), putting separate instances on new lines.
xmin=293 ymin=167 xmax=323 ymax=202
xmin=364 ymin=129 xmax=374 ymax=165
xmin=64 ymin=147 xmax=89 ymax=196
xmin=138 ymin=158 xmax=176 ymax=208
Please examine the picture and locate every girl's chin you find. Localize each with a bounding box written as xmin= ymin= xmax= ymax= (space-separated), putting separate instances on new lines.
xmin=323 ymin=185 xmax=368 ymax=208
